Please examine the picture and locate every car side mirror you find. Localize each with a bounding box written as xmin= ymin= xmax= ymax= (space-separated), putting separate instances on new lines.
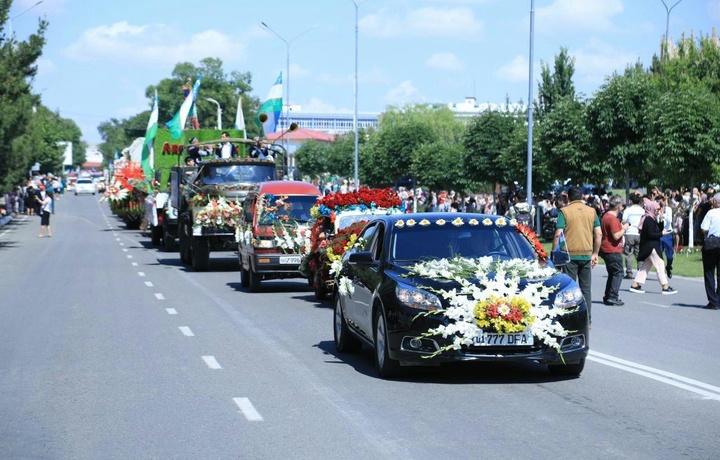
xmin=348 ymin=251 xmax=374 ymax=265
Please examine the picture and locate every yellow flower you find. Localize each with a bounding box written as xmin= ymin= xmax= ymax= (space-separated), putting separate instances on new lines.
xmin=419 ymin=219 xmax=431 ymax=226
xmin=451 ymin=217 xmax=464 ymax=227
xmin=436 ymin=219 xmax=446 ymax=226
xmin=395 ymin=220 xmax=405 ymax=228
xmin=407 ymin=219 xmax=417 ymax=227
xmin=482 ymin=218 xmax=493 ymax=226
xmin=495 ymin=217 xmax=507 ymax=227
xmin=469 ymin=218 xmax=479 ymax=226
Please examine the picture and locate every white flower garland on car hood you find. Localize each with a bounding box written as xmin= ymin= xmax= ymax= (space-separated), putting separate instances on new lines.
xmin=406 ymin=256 xmax=571 ymax=358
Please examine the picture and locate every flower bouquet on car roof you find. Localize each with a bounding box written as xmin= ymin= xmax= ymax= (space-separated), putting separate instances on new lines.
xmin=253 ymin=193 xmax=312 ymax=255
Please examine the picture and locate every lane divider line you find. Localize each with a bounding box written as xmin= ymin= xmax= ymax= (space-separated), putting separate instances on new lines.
xmin=122 ymin=248 xmax=128 ymax=252
xmin=127 ymin=255 xmax=133 ymax=259
xmin=131 ymin=262 xmax=138 ymax=266
xmin=166 ymin=308 xmax=177 ymax=315
xmin=138 ymin=272 xmax=145 ymax=277
xmin=233 ymin=397 xmax=263 ymax=421
xmin=589 ymin=350 xmax=720 ymax=401
xmin=145 ymin=282 xmax=154 ymax=287
xmin=154 ymin=293 xmax=164 ymax=300
xmin=640 ymin=301 xmax=669 ymax=308
xmin=179 ymin=326 xmax=194 ymax=337
xmin=202 ymin=356 xmax=222 ymax=370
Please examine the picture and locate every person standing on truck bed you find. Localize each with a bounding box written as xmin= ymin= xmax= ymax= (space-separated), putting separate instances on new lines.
xmin=216 ymin=131 xmax=238 ymax=159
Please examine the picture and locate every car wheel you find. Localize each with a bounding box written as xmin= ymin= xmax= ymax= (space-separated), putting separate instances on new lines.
xmin=179 ymin=222 xmax=191 ymax=264
xmin=191 ymin=237 xmax=210 ymax=271
xmin=334 ymin=293 xmax=361 ymax=353
xmin=248 ymin=266 xmax=261 ymax=292
xmin=374 ymin=308 xmax=400 ymax=379
xmin=548 ymin=358 xmax=585 ymax=377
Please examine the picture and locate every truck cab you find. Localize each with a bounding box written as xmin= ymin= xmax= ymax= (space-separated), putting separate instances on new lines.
xmin=237 ymin=181 xmax=322 ymax=292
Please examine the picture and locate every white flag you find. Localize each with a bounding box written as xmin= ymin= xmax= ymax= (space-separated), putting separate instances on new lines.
xmin=234 ymin=94 xmax=246 ymax=138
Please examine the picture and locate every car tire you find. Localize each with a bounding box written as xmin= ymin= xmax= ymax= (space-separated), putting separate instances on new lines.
xmin=191 ymin=237 xmax=210 ymax=271
xmin=548 ymin=358 xmax=585 ymax=377
xmin=374 ymin=308 xmax=400 ymax=379
xmin=248 ymin=266 xmax=261 ymax=292
xmin=334 ymin=293 xmax=361 ymax=353
xmin=179 ymin=221 xmax=191 ymax=264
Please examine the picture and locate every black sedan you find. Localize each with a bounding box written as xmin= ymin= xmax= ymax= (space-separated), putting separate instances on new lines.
xmin=333 ymin=213 xmax=589 ymax=379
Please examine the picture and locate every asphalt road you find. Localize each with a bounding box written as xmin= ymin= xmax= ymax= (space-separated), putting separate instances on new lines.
xmin=1 ymin=195 xmax=719 ymax=460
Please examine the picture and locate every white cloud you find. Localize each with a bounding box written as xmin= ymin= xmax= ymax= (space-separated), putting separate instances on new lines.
xmin=536 ymin=0 xmax=623 ymax=33
xmin=301 ymin=97 xmax=352 ymax=114
xmin=35 ymin=58 xmax=56 ymax=77
xmin=425 ymin=52 xmax=464 ymax=71
xmin=572 ymin=39 xmax=641 ymax=88
xmin=290 ymin=63 xmax=311 ymax=78
xmin=64 ymin=22 xmax=247 ymax=65
xmin=384 ymin=80 xmax=424 ymax=105
xmin=361 ymin=7 xmax=482 ymax=38
xmin=495 ymin=55 xmax=529 ymax=83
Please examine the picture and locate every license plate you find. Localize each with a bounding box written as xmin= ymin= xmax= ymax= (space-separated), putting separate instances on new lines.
xmin=473 ymin=332 xmax=534 ymax=346
xmin=279 ymin=256 xmax=301 ymax=265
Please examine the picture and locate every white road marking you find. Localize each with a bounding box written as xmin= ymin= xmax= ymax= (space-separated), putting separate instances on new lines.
xmin=122 ymin=248 xmax=128 ymax=252
xmin=202 ymin=356 xmax=222 ymax=370
xmin=116 ymin=238 xmax=120 ymax=241
xmin=640 ymin=301 xmax=669 ymax=308
xmin=113 ymin=233 xmax=118 ymax=236
xmin=154 ymin=293 xmax=164 ymax=299
xmin=131 ymin=262 xmax=138 ymax=266
xmin=233 ymin=398 xmax=263 ymax=421
xmin=166 ymin=308 xmax=177 ymax=315
xmin=589 ymin=351 xmax=720 ymax=401
xmin=179 ymin=326 xmax=194 ymax=337
xmin=119 ymin=243 xmax=124 ymax=246
xmin=138 ymin=272 xmax=145 ymax=277
xmin=127 ymin=255 xmax=133 ymax=259
xmin=145 ymin=282 xmax=154 ymax=287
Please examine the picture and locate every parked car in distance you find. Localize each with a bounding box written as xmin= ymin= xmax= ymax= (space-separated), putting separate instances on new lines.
xmin=74 ymin=178 xmax=97 ymax=195
xmin=333 ymin=213 xmax=589 ymax=379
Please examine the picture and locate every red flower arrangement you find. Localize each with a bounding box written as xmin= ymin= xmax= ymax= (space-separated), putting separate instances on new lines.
xmin=515 ymin=224 xmax=548 ymax=261
xmin=315 ymin=188 xmax=401 ymax=211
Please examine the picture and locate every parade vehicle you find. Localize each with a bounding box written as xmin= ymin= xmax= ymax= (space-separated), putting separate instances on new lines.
xmin=237 ymin=180 xmax=322 ymax=292
xmin=171 ymin=137 xmax=293 ymax=271
xmin=302 ymin=188 xmax=403 ymax=300
xmin=332 ymin=213 xmax=589 ymax=379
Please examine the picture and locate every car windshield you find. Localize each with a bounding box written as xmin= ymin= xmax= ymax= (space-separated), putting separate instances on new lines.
xmin=390 ymin=224 xmax=537 ymax=263
xmin=200 ymin=164 xmax=276 ymax=185
xmin=258 ymin=195 xmax=318 ymax=224
xmin=336 ymin=213 xmax=372 ymax=232
xmin=77 ymin=179 xmax=92 ymax=184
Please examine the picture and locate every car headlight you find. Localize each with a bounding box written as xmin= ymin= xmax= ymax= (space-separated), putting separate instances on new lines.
xmin=554 ymin=285 xmax=584 ymax=309
xmin=396 ymin=282 xmax=442 ymax=311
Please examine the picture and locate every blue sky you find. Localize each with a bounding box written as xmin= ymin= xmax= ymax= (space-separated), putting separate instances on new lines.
xmin=11 ymin=0 xmax=718 ymax=145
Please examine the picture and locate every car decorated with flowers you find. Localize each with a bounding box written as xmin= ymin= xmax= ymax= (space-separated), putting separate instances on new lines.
xmin=302 ymin=188 xmax=403 ymax=300
xmin=237 ymin=181 xmax=322 ymax=292
xmin=333 ymin=213 xmax=589 ymax=379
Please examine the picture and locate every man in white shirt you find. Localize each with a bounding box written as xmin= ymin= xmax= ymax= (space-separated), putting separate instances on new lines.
xmin=700 ymin=193 xmax=720 ymax=309
xmin=621 ymin=192 xmax=645 ymax=279
xmin=218 ymin=131 xmax=237 ymax=159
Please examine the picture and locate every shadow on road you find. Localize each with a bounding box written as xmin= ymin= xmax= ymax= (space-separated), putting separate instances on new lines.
xmin=314 ymin=340 xmax=576 ymax=384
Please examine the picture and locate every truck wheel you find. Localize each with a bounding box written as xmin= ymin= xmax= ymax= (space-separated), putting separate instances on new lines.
xmin=179 ymin=222 xmax=191 ymax=264
xmin=191 ymin=237 xmax=210 ymax=271
xmin=151 ymin=226 xmax=162 ymax=246
xmin=248 ymin=266 xmax=261 ymax=292
xmin=163 ymin=231 xmax=176 ymax=252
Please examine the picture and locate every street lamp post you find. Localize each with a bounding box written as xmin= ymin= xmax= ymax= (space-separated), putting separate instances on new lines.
xmin=349 ymin=0 xmax=366 ymax=191
xmin=8 ymin=0 xmax=44 ymax=37
xmin=260 ymin=22 xmax=316 ymax=145
xmin=661 ymin=0 xmax=684 ymax=60
xmin=526 ymin=0 xmax=535 ymax=209
xmin=204 ymin=97 xmax=222 ymax=130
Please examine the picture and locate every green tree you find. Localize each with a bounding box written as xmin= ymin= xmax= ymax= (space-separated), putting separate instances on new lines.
xmin=361 ymin=105 xmax=463 ymax=187
xmin=294 ymin=140 xmax=331 ymax=179
xmin=462 ymin=107 xmax=523 ymax=187
xmin=586 ymin=64 xmax=657 ymax=190
xmin=0 ymin=0 xmax=48 ymax=189
xmin=648 ymin=82 xmax=720 ymax=187
xmin=536 ymin=47 xmax=576 ymax=119
xmin=410 ymin=141 xmax=469 ymax=192
xmin=538 ymin=97 xmax=597 ymax=185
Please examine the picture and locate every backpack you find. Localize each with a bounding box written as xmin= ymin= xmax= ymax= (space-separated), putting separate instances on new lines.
xmin=513 ymin=205 xmax=534 ymax=229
